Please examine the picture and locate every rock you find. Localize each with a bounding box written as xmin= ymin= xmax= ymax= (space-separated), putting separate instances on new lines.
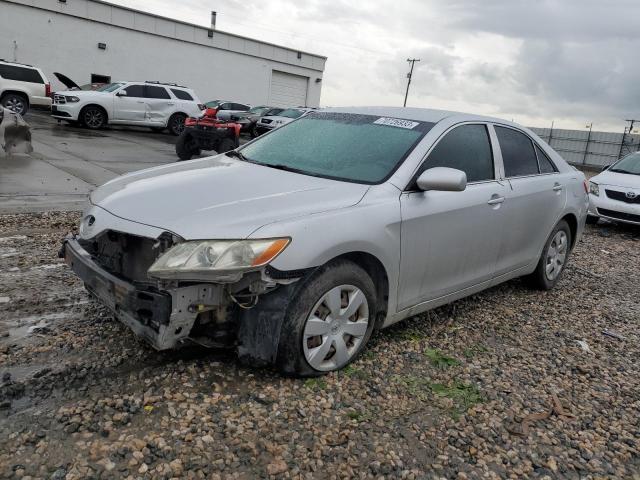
xmin=267 ymin=458 xmax=288 ymax=476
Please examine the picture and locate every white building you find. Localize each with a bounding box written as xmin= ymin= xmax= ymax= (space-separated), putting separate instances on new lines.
xmin=0 ymin=0 xmax=326 ymax=107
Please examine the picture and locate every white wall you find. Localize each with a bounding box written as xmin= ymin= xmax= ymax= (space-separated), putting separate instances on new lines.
xmin=0 ymin=0 xmax=326 ymax=107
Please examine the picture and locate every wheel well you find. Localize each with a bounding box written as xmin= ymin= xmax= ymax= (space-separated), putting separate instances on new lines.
xmin=332 ymin=252 xmax=389 ymax=328
xmin=561 ymin=213 xmax=578 ymax=249
xmin=1 ymin=90 xmax=29 ymax=104
xmin=80 ymin=104 xmax=108 ymax=121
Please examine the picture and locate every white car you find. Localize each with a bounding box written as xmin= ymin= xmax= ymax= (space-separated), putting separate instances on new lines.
xmin=205 ymin=100 xmax=250 ymax=121
xmin=256 ymin=107 xmax=313 ymax=133
xmin=0 ymin=60 xmax=51 ymax=115
xmin=588 ymin=152 xmax=640 ymax=225
xmin=51 ymin=81 xmax=204 ymax=135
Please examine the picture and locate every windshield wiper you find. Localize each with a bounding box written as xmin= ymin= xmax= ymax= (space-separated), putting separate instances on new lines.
xmin=609 ymin=168 xmax=638 ymax=175
xmin=225 ymin=150 xmax=248 ymax=161
xmin=264 ymin=164 xmax=312 ymax=175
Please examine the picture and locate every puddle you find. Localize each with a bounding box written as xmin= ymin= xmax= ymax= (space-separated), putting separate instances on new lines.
xmin=30 ymin=263 xmax=65 ymax=271
xmin=1 ymin=364 xmax=47 ymax=383
xmin=0 ymin=235 xmax=27 ymax=243
xmin=3 ymin=312 xmax=75 ymax=342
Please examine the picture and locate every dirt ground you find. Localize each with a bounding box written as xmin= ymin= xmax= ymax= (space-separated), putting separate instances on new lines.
xmin=1 ymin=212 xmax=639 ymax=479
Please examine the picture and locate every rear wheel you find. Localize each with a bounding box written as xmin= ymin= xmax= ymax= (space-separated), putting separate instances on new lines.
xmin=277 ymin=260 xmax=376 ymax=376
xmin=80 ymin=106 xmax=106 ymax=129
xmin=526 ymin=220 xmax=572 ymax=290
xmin=168 ymin=113 xmax=187 ymax=136
xmin=175 ymin=131 xmax=200 ymax=161
xmin=216 ymin=137 xmax=237 ymax=153
xmin=586 ymin=215 xmax=599 ymax=225
xmin=250 ymin=124 xmax=260 ymax=138
xmin=1 ymin=93 xmax=29 ymax=116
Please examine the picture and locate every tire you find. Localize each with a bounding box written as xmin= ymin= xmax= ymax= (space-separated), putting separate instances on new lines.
xmin=216 ymin=137 xmax=237 ymax=153
xmin=525 ymin=220 xmax=572 ymax=290
xmin=586 ymin=215 xmax=599 ymax=225
xmin=168 ymin=113 xmax=187 ymax=136
xmin=1 ymin=93 xmax=28 ymax=115
xmin=277 ymin=260 xmax=377 ymax=377
xmin=250 ymin=124 xmax=259 ymax=138
xmin=80 ymin=105 xmax=107 ymax=129
xmin=175 ymin=131 xmax=200 ymax=161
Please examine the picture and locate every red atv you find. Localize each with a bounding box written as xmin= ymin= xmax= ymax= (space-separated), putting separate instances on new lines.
xmin=175 ymin=108 xmax=241 ymax=161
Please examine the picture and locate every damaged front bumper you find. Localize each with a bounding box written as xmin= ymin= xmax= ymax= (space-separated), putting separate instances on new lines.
xmin=62 ymin=237 xmax=226 ymax=350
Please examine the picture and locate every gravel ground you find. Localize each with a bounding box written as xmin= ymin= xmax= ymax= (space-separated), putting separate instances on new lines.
xmin=0 ymin=212 xmax=639 ymax=479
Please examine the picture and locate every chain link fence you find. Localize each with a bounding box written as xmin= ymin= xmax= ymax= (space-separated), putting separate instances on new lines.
xmin=529 ymin=126 xmax=640 ymax=169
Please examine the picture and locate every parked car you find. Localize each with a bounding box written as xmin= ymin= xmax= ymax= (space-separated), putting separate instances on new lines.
xmin=0 ymin=59 xmax=51 ymax=115
xmin=230 ymin=106 xmax=283 ymax=137
xmin=175 ymin=107 xmax=240 ymax=160
xmin=61 ymin=107 xmax=588 ymax=376
xmin=587 ymin=152 xmax=640 ymax=225
xmin=256 ymin=107 xmax=313 ymax=134
xmin=205 ymin=100 xmax=250 ymax=120
xmin=51 ymin=81 xmax=204 ymax=135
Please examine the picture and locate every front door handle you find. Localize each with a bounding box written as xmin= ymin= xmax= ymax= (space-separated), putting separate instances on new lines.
xmin=487 ymin=196 xmax=505 ymax=205
xmin=167 ymin=102 xmax=175 ymax=106
xmin=136 ymin=101 xmax=145 ymax=104
xmin=553 ymin=183 xmax=563 ymax=192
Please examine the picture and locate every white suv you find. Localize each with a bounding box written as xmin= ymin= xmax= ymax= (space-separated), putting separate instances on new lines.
xmin=0 ymin=60 xmax=51 ymax=115
xmin=52 ymin=81 xmax=203 ymax=135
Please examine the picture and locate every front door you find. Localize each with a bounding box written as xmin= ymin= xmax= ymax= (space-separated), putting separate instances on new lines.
xmin=398 ymin=124 xmax=508 ymax=310
xmin=113 ymin=84 xmax=146 ymax=122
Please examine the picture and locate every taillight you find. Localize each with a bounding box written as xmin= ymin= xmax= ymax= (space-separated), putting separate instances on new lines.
xmin=583 ymin=180 xmax=589 ymax=194
xmin=45 ymin=83 xmax=51 ymax=97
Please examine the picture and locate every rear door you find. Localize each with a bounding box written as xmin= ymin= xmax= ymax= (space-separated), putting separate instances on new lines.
xmin=143 ymin=85 xmax=173 ymax=125
xmin=492 ymin=125 xmax=566 ymax=275
xmin=113 ymin=84 xmax=146 ymax=122
xmin=398 ymin=123 xmax=509 ymax=310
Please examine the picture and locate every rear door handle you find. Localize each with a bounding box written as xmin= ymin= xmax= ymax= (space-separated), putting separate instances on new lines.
xmin=487 ymin=196 xmax=505 ymax=205
xmin=136 ymin=101 xmax=145 ymax=104
xmin=167 ymin=102 xmax=175 ymax=106
xmin=553 ymin=183 xmax=563 ymax=191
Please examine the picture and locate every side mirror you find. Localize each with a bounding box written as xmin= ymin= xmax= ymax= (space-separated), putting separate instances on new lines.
xmin=602 ymin=164 xmax=611 ymax=171
xmin=416 ymin=167 xmax=467 ymax=192
xmin=116 ymin=90 xmax=127 ymax=97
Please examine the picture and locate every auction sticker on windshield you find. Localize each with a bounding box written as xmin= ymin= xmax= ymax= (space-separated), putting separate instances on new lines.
xmin=373 ymin=117 xmax=420 ymax=129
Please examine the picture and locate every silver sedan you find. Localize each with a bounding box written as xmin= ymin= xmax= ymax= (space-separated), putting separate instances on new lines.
xmin=63 ymin=107 xmax=589 ymax=376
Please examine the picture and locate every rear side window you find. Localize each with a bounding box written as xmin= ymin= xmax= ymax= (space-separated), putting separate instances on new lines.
xmin=419 ymin=124 xmax=494 ymax=183
xmin=170 ymin=88 xmax=193 ymax=101
xmin=534 ymin=144 xmax=557 ymax=173
xmin=122 ymin=84 xmax=145 ymax=98
xmin=145 ymin=85 xmax=170 ymax=99
xmin=495 ymin=126 xmax=539 ymax=177
xmin=0 ymin=64 xmax=44 ymax=83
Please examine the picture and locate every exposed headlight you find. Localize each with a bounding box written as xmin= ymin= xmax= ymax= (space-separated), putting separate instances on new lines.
xmin=589 ymin=181 xmax=599 ymax=196
xmin=65 ymin=96 xmax=80 ymax=103
xmin=147 ymin=238 xmax=290 ymax=279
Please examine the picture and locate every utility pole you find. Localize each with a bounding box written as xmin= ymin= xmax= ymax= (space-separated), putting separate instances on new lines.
xmin=618 ymin=119 xmax=640 ymax=159
xmin=403 ymin=58 xmax=420 ymax=107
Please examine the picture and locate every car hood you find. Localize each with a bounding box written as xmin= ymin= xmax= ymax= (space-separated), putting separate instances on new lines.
xmin=90 ymin=155 xmax=370 ymax=239
xmin=591 ymin=170 xmax=640 ymax=189
xmin=53 ymin=72 xmax=81 ymax=90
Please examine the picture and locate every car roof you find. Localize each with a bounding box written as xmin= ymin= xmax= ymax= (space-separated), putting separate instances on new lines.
xmin=320 ymin=106 xmax=516 ymax=126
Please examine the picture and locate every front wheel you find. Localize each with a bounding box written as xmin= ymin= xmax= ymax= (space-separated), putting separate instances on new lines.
xmin=175 ymin=131 xmax=200 ymax=161
xmin=277 ymin=261 xmax=377 ymax=376
xmin=168 ymin=113 xmax=187 ymax=136
xmin=80 ymin=106 xmax=106 ymax=129
xmin=525 ymin=220 xmax=572 ymax=290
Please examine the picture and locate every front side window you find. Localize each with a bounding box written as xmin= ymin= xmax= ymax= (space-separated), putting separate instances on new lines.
xmin=238 ymin=112 xmax=434 ymax=184
xmin=534 ymin=144 xmax=557 ymax=173
xmin=121 ymin=84 xmax=145 ymax=98
xmin=495 ymin=126 xmax=539 ymax=177
xmin=145 ymin=85 xmax=170 ymax=99
xmin=418 ymin=124 xmax=494 ymax=183
xmin=0 ymin=64 xmax=44 ymax=83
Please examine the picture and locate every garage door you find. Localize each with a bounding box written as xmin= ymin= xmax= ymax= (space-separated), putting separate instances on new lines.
xmin=270 ymin=71 xmax=308 ymax=108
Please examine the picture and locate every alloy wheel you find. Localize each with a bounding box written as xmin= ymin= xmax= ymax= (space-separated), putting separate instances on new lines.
xmin=302 ymin=284 xmax=369 ymax=371
xmin=545 ymin=230 xmax=568 ymax=281
xmin=4 ymin=97 xmax=25 ymax=114
xmin=84 ymin=109 xmax=104 ymax=128
xmin=172 ymin=116 xmax=186 ymax=134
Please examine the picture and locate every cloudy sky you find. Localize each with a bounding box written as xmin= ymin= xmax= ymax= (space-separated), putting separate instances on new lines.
xmin=112 ymin=0 xmax=639 ymax=132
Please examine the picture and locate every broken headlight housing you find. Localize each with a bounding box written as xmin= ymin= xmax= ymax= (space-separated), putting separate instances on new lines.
xmin=589 ymin=181 xmax=599 ymax=196
xmin=147 ymin=238 xmax=290 ymax=280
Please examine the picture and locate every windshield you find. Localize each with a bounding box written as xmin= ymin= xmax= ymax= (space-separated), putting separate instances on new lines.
xmin=278 ymin=109 xmax=305 ymax=119
xmin=96 ymin=82 xmax=124 ymax=92
xmin=248 ymin=106 xmax=270 ymax=115
xmin=611 ymin=152 xmax=640 ymax=175
xmin=238 ymin=112 xmax=434 ymax=184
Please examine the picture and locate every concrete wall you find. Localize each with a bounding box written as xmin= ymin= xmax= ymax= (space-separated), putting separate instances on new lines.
xmin=0 ymin=0 xmax=326 ymax=106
